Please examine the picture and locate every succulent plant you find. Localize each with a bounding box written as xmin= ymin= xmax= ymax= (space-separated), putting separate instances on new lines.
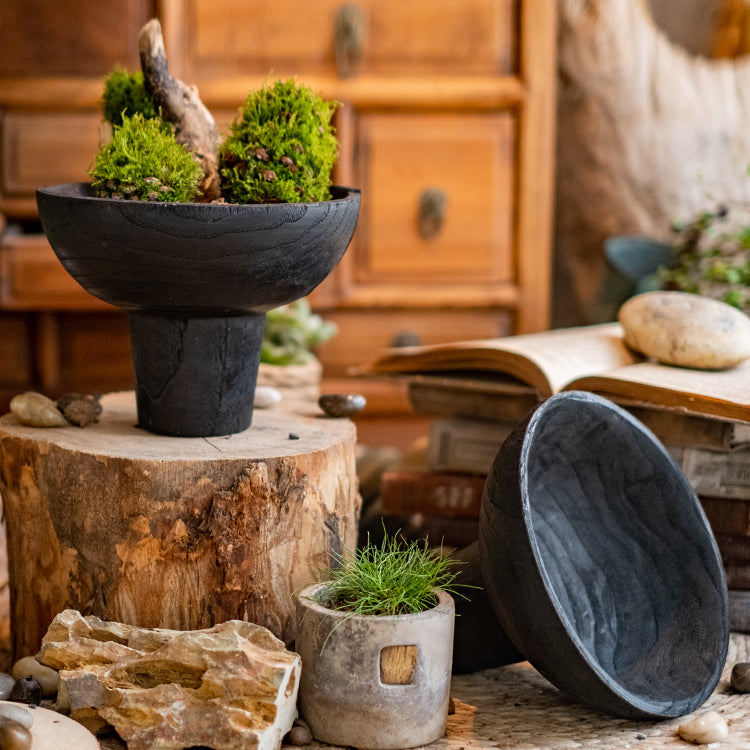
xmin=660 ymin=203 xmax=750 ymax=312
xmin=261 ymin=299 xmax=337 ymax=365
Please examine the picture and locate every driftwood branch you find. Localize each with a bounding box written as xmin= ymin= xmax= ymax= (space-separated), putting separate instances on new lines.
xmin=139 ymin=18 xmax=220 ymax=201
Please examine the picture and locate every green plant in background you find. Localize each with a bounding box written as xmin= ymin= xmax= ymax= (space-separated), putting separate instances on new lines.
xmin=219 ymin=79 xmax=339 ymax=204
xmin=315 ymin=531 xmax=464 ymax=617
xmin=660 ymin=203 xmax=750 ymax=312
xmin=89 ymin=113 xmax=203 ymax=202
xmin=102 ymin=69 xmax=158 ymax=127
xmin=261 ymin=299 xmax=337 ymax=365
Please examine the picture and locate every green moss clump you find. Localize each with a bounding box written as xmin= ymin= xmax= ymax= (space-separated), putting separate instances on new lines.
xmin=89 ymin=113 xmax=203 ymax=202
xmin=102 ymin=70 xmax=158 ymax=127
xmin=219 ymin=79 xmax=339 ymax=204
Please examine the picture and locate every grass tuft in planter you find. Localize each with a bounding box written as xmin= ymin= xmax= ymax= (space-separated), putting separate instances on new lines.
xmin=297 ymin=530 xmax=464 ymax=749
xmin=315 ymin=531 xmax=463 ymax=617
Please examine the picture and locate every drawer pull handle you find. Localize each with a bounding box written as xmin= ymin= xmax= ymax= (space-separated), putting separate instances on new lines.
xmin=334 ymin=4 xmax=365 ymax=79
xmin=418 ymin=188 xmax=448 ymax=239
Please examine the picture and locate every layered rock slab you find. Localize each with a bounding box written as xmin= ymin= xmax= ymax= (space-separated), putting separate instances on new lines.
xmin=38 ymin=609 xmax=300 ymax=750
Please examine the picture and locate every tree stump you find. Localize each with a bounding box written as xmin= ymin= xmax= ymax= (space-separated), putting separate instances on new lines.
xmin=0 ymin=392 xmax=360 ymax=659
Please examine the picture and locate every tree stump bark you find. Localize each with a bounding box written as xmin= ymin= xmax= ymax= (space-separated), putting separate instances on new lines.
xmin=0 ymin=392 xmax=360 ymax=659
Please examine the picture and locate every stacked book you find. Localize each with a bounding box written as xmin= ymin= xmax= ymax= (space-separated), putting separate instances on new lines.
xmin=362 ymin=322 xmax=750 ymax=630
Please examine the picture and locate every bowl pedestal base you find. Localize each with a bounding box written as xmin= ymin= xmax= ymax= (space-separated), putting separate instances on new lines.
xmin=129 ymin=311 xmax=265 ymax=437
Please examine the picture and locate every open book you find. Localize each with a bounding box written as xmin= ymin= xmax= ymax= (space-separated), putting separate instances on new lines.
xmin=358 ymin=322 xmax=750 ymax=426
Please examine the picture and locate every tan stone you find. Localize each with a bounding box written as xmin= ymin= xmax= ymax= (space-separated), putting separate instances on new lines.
xmin=619 ymin=291 xmax=750 ymax=369
xmin=38 ymin=610 xmax=301 ymax=750
xmin=9 ymin=392 xmax=68 ymax=427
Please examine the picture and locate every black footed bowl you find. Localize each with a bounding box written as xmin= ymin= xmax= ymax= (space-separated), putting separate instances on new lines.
xmin=36 ymin=182 xmax=360 ymax=315
xmin=35 ymin=183 xmax=360 ymax=437
xmin=477 ymin=391 xmax=728 ymax=719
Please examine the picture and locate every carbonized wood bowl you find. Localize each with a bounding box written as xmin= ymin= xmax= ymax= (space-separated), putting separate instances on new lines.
xmin=35 ymin=183 xmax=360 ymax=436
xmin=479 ymin=391 xmax=729 ymax=719
xmin=36 ymin=183 xmax=359 ymax=315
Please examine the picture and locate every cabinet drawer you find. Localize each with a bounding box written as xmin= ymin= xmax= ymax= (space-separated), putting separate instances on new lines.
xmin=174 ymin=0 xmax=516 ymax=78
xmin=0 ymin=0 xmax=151 ymax=77
xmin=0 ymin=234 xmax=108 ymax=310
xmin=354 ymin=112 xmax=515 ymax=284
xmin=2 ymin=112 xmax=100 ymax=196
xmin=316 ymin=308 xmax=511 ymax=377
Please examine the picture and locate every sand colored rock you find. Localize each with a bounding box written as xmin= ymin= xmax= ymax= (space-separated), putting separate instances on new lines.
xmin=619 ymin=291 xmax=750 ymax=369
xmin=38 ymin=610 xmax=300 ymax=750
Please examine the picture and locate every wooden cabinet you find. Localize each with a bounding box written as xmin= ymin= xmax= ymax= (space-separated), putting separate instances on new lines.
xmin=0 ymin=0 xmax=556 ymax=446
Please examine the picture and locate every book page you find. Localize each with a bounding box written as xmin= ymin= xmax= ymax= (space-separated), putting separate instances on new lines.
xmin=359 ymin=323 xmax=639 ymax=396
xmin=568 ymin=358 xmax=750 ymax=422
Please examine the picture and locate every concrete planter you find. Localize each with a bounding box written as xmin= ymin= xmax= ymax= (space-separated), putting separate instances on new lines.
xmin=296 ymin=583 xmax=455 ymax=750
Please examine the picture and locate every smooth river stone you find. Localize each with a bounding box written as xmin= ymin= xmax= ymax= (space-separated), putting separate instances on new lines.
xmin=0 ymin=674 xmax=14 ymax=701
xmin=619 ymin=291 xmax=750 ymax=369
xmin=731 ymin=661 xmax=750 ymax=692
xmin=0 ymin=701 xmax=98 ymax=750
xmin=318 ymin=393 xmax=366 ymax=418
xmin=0 ymin=716 xmax=31 ymax=750
xmin=254 ymin=385 xmax=282 ymax=408
xmin=0 ymin=703 xmax=33 ymax=729
xmin=9 ymin=392 xmax=69 ymax=428
xmin=678 ymin=710 xmax=729 ymax=744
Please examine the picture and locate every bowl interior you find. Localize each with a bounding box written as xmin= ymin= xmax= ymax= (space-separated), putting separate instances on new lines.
xmin=481 ymin=391 xmax=728 ymax=717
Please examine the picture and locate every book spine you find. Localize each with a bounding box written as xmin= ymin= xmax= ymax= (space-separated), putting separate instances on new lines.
xmin=380 ymin=470 xmax=485 ymax=518
xmin=426 ymin=418 xmax=514 ymax=476
xmin=676 ymin=447 xmax=750 ymax=499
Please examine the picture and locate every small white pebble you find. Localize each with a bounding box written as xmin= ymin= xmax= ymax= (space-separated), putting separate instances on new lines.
xmin=254 ymin=386 xmax=282 ymax=409
xmin=678 ymin=710 xmax=728 ymax=745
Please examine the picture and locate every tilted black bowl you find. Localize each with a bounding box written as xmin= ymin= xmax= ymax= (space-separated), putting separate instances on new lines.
xmin=474 ymin=391 xmax=728 ymax=718
xmin=36 ymin=183 xmax=360 ymax=436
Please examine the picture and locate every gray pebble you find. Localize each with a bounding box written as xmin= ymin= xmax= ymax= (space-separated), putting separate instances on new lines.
xmin=0 ymin=703 xmax=33 ymax=729
xmin=254 ymin=386 xmax=282 ymax=409
xmin=0 ymin=675 xmax=13 ymax=701
xmin=318 ymin=393 xmax=366 ymax=418
xmin=12 ymin=656 xmax=58 ymax=697
xmin=731 ymin=661 xmax=750 ymax=692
